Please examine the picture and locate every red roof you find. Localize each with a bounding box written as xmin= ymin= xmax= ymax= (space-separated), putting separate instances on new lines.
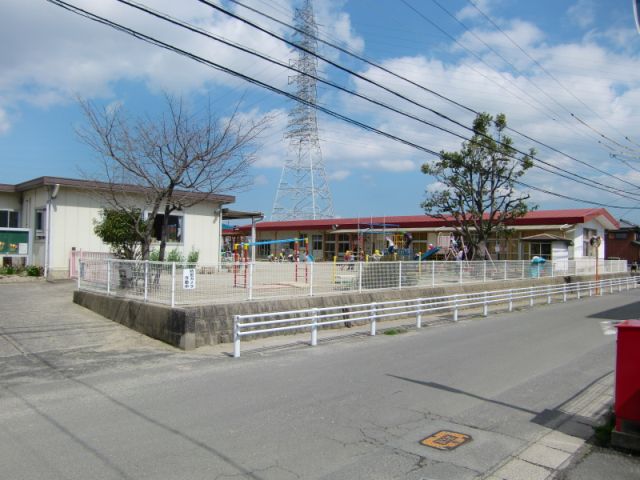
xmin=233 ymin=208 xmax=618 ymax=232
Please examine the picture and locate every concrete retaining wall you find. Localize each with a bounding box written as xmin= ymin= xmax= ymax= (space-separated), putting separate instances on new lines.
xmin=74 ymin=273 xmax=627 ymax=350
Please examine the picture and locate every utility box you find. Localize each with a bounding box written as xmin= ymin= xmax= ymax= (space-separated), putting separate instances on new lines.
xmin=615 ymin=320 xmax=640 ymax=434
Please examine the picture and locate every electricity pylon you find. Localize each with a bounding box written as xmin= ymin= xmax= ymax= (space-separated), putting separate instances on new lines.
xmin=271 ymin=0 xmax=334 ymax=220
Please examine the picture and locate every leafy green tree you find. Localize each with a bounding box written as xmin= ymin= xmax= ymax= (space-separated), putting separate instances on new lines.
xmin=93 ymin=209 xmax=148 ymax=260
xmin=421 ymin=113 xmax=536 ymax=259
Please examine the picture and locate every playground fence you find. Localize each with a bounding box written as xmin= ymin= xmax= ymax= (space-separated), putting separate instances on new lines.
xmin=77 ymin=258 xmax=628 ymax=306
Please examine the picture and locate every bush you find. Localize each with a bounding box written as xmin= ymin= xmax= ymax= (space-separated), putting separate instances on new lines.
xmin=26 ymin=265 xmax=43 ymax=277
xmin=1 ymin=265 xmax=16 ymax=275
xmin=166 ymin=248 xmax=184 ymax=263
xmin=187 ymin=248 xmax=199 ymax=264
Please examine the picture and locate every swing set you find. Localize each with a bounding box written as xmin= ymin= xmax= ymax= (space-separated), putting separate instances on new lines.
xmin=232 ymin=237 xmax=310 ymax=288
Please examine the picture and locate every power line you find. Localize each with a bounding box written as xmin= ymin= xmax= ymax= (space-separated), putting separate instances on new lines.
xmin=515 ymin=180 xmax=640 ymax=210
xmin=465 ymin=0 xmax=640 ymax=154
xmin=44 ymin=0 xmax=640 ymax=210
xmin=225 ymin=0 xmax=640 ymax=193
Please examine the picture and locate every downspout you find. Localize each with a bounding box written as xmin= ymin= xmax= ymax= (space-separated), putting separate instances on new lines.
xmin=44 ymin=183 xmax=60 ymax=279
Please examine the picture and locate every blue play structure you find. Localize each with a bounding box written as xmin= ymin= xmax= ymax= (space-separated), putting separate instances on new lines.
xmin=420 ymin=247 xmax=441 ymax=261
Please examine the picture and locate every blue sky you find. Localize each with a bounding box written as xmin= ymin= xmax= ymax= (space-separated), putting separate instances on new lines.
xmin=2 ymin=0 xmax=640 ymax=222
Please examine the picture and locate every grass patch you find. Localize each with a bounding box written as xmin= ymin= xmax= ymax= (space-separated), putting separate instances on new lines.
xmin=593 ymin=410 xmax=616 ymax=447
xmin=384 ymin=327 xmax=407 ymax=336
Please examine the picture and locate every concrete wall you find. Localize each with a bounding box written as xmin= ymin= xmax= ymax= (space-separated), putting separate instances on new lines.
xmin=73 ymin=290 xmax=195 ymax=350
xmin=74 ymin=272 xmax=628 ymax=350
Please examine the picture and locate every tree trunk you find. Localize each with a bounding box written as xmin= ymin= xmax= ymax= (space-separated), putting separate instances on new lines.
xmin=158 ymin=204 xmax=171 ymax=261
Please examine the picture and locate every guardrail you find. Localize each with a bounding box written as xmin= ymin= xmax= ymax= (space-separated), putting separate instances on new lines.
xmin=232 ymin=276 xmax=636 ymax=357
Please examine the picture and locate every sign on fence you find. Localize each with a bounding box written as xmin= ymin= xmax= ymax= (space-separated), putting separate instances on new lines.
xmin=183 ymin=268 xmax=196 ymax=290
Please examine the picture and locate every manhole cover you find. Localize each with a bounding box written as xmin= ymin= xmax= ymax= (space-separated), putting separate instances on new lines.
xmin=420 ymin=430 xmax=472 ymax=451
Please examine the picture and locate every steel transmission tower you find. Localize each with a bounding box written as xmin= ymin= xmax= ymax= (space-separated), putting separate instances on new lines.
xmin=271 ymin=0 xmax=334 ymax=220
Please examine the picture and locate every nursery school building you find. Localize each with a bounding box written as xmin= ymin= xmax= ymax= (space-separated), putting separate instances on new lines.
xmin=229 ymin=208 xmax=618 ymax=263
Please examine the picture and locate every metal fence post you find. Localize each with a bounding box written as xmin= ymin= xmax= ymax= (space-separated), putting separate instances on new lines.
xmin=483 ymin=292 xmax=488 ymax=316
xmin=509 ymin=290 xmax=513 ymax=312
xmin=432 ymin=261 xmax=435 ymax=287
xmin=358 ymin=262 xmax=363 ymax=293
xmin=248 ymin=262 xmax=254 ymax=301
xmin=233 ymin=315 xmax=241 ymax=358
xmin=399 ymin=262 xmax=403 ymax=290
xmin=171 ymin=262 xmax=176 ymax=307
xmin=416 ymin=298 xmax=422 ymax=328
xmin=107 ymin=259 xmax=111 ymax=295
xmin=309 ymin=262 xmax=314 ymax=296
xmin=370 ymin=303 xmax=377 ymax=336
xmin=77 ymin=261 xmax=82 ymax=290
xmin=144 ymin=260 xmax=149 ymax=302
xmin=547 ymin=286 xmax=551 ymax=304
xmin=577 ymin=282 xmax=581 ymax=299
xmin=522 ymin=260 xmax=525 ymax=279
xmin=311 ymin=308 xmax=318 ymax=346
xmin=459 ymin=261 xmax=463 ymax=284
xmin=504 ymin=260 xmax=508 ymax=281
xmin=563 ymin=284 xmax=567 ymax=302
xmin=453 ymin=296 xmax=459 ymax=322
xmin=529 ymin=286 xmax=534 ymax=307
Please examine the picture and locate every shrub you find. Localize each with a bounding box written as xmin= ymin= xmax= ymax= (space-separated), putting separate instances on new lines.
xmin=187 ymin=248 xmax=199 ymax=264
xmin=26 ymin=265 xmax=43 ymax=277
xmin=166 ymin=248 xmax=185 ymax=263
xmin=1 ymin=265 xmax=16 ymax=275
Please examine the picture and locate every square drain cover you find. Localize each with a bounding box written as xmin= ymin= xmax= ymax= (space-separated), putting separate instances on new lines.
xmin=420 ymin=430 xmax=472 ymax=451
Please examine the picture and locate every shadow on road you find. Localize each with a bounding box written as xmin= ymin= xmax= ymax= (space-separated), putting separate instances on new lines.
xmin=388 ymin=371 xmax=612 ymax=437
xmin=587 ymin=301 xmax=640 ymax=321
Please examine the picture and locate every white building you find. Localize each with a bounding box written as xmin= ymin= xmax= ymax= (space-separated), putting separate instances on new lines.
xmin=0 ymin=176 xmax=234 ymax=277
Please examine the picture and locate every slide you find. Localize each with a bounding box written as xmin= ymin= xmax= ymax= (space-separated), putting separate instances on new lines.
xmin=421 ymin=247 xmax=440 ymax=260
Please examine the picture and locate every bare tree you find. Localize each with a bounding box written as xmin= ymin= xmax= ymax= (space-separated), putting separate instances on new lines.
xmin=78 ymin=95 xmax=271 ymax=260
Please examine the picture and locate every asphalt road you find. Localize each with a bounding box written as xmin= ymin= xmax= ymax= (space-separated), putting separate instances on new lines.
xmin=1 ymin=280 xmax=638 ymax=479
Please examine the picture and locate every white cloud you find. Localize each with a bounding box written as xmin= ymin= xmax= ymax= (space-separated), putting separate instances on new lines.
xmin=252 ymin=174 xmax=269 ymax=186
xmin=0 ymin=0 xmax=294 ymax=117
xmin=567 ymin=0 xmax=596 ymax=29
xmin=328 ymin=169 xmax=350 ymax=181
xmin=456 ymin=0 xmax=498 ymax=22
xmin=0 ymin=107 xmax=10 ymax=134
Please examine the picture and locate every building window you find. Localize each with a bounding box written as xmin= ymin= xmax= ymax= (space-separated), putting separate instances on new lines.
xmin=257 ymin=240 xmax=272 ymax=258
xmin=337 ymin=233 xmax=350 ymax=254
xmin=312 ymin=234 xmax=323 ymax=251
xmin=0 ymin=210 xmax=19 ymax=228
xmin=614 ymin=232 xmax=627 ymax=240
xmin=528 ymin=242 xmax=551 ymax=260
xmin=153 ymin=214 xmax=183 ymax=243
xmin=35 ymin=208 xmax=45 ymax=239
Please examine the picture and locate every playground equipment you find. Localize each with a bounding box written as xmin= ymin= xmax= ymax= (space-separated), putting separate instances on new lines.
xmin=233 ymin=237 xmax=310 ymax=288
xmin=233 ymin=243 xmax=249 ymax=288
xmin=437 ymin=233 xmax=468 ymax=261
xmin=420 ymin=246 xmax=440 ymax=261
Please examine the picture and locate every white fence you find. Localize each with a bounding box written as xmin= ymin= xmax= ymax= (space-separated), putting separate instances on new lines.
xmin=233 ymin=276 xmax=637 ymax=357
xmin=77 ymin=258 xmax=628 ymax=306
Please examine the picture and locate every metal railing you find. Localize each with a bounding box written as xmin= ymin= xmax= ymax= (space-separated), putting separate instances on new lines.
xmin=232 ymin=276 xmax=637 ymax=357
xmin=77 ymin=258 xmax=629 ymax=306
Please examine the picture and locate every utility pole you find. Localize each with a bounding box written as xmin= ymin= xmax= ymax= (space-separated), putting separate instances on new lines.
xmin=271 ymin=0 xmax=334 ymax=220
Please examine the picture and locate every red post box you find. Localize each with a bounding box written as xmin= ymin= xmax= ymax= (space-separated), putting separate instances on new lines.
xmin=615 ymin=320 xmax=640 ymax=433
